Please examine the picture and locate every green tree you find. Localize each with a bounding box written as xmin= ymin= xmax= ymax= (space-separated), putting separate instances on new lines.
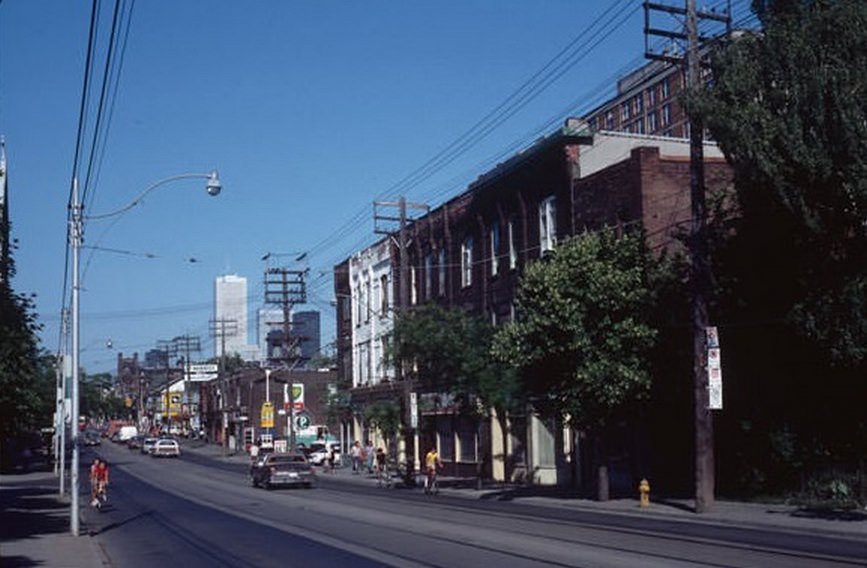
xmin=492 ymin=229 xmax=660 ymax=499
xmin=0 ymin=239 xmax=45 ymax=442
xmin=694 ymin=0 xmax=867 ymax=365
xmin=363 ymin=400 xmax=402 ymax=450
xmin=391 ymin=303 xmax=520 ymax=481
xmin=692 ymin=0 xmax=867 ymax=497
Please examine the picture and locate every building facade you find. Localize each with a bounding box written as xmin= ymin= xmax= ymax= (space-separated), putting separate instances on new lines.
xmin=336 ymin=119 xmax=731 ymax=487
xmin=214 ymin=274 xmax=249 ymax=358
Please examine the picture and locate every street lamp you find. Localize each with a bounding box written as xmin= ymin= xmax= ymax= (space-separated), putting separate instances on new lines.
xmin=68 ymin=170 xmax=220 ymax=536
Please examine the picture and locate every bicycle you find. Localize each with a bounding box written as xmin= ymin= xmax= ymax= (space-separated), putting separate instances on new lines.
xmin=423 ymin=467 xmax=439 ymax=495
xmin=376 ymin=464 xmax=393 ymax=488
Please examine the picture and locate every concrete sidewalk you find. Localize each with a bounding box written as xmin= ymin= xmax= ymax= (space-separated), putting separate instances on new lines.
xmin=0 ymin=469 xmax=108 ymax=568
xmin=184 ymin=439 xmax=867 ymax=542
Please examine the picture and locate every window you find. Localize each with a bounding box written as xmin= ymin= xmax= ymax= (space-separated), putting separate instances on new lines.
xmin=605 ymin=111 xmax=614 ymax=130
xmin=661 ymin=103 xmax=671 ymax=126
xmin=424 ymin=254 xmax=433 ymax=300
xmin=635 ymin=118 xmax=645 ymax=134
xmin=438 ymin=248 xmax=446 ymax=296
xmin=380 ymin=275 xmax=389 ymax=316
xmin=647 ymin=86 xmax=656 ymax=107
xmin=364 ymin=279 xmax=371 ymax=322
xmin=535 ymin=417 xmax=556 ymax=467
xmin=508 ymin=217 xmax=517 ymax=270
xmin=661 ymin=77 xmax=670 ymax=98
xmin=458 ymin=418 xmax=477 ymax=462
xmin=648 ymin=111 xmax=658 ymax=133
xmin=620 ymin=101 xmax=630 ymax=122
xmin=461 ymin=237 xmax=473 ymax=287
xmin=539 ymin=196 xmax=557 ymax=254
xmin=354 ymin=285 xmax=362 ymax=326
xmin=634 ymin=94 xmax=643 ymax=114
xmin=490 ymin=223 xmax=500 ymax=276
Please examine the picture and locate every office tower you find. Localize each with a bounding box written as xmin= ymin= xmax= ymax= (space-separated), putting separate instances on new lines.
xmin=292 ymin=310 xmax=321 ymax=368
xmin=214 ymin=274 xmax=248 ymax=358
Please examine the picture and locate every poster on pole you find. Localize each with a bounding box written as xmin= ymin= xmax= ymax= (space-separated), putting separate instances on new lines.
xmin=708 ymin=366 xmax=723 ymax=410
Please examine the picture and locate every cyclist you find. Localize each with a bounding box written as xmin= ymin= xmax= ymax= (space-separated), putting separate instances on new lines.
xmin=93 ymin=459 xmax=110 ymax=508
xmin=89 ymin=458 xmax=101 ymax=506
xmin=424 ymin=446 xmax=441 ymax=495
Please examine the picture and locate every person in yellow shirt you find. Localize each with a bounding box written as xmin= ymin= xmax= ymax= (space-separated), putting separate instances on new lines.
xmin=424 ymin=447 xmax=440 ymax=494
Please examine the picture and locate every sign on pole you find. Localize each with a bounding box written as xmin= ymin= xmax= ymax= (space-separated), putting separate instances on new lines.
xmin=706 ymin=327 xmax=723 ymax=410
xmin=283 ymin=383 xmax=305 ymax=410
xmin=410 ymin=392 xmax=418 ymax=429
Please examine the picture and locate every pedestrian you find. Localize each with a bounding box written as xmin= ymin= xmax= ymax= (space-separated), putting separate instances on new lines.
xmin=365 ymin=440 xmax=375 ymax=474
xmin=350 ymin=441 xmax=362 ymax=474
xmin=327 ymin=445 xmax=337 ymax=473
xmin=250 ymin=439 xmax=260 ymax=461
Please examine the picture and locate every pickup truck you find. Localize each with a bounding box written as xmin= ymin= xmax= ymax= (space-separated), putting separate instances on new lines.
xmin=250 ymin=452 xmax=315 ymax=489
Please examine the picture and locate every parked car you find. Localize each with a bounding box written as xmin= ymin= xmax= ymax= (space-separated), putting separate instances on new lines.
xmin=151 ymin=438 xmax=181 ymax=458
xmin=307 ymin=442 xmax=341 ymax=466
xmin=250 ymin=452 xmax=315 ymax=489
xmin=141 ymin=437 xmax=158 ymax=454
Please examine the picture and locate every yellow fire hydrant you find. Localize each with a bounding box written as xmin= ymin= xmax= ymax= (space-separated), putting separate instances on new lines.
xmin=639 ymin=478 xmax=651 ymax=508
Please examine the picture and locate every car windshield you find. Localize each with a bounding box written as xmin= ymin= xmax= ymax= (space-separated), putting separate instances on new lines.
xmin=270 ymin=455 xmax=306 ymax=464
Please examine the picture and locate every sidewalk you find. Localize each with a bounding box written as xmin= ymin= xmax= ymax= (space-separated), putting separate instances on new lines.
xmin=185 ymin=439 xmax=867 ymax=542
xmin=0 ymin=469 xmax=108 ymax=568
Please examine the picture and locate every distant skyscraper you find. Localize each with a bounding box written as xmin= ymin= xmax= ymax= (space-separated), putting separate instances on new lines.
xmin=257 ymin=307 xmax=286 ymax=362
xmin=292 ymin=310 xmax=321 ymax=367
xmin=214 ymin=274 xmax=248 ymax=357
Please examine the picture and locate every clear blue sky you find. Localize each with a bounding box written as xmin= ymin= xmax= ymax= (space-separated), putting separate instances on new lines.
xmin=1 ymin=1 xmax=731 ymax=374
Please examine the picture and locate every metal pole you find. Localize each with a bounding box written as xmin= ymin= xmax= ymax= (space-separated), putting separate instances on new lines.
xmin=70 ymin=178 xmax=81 ymax=536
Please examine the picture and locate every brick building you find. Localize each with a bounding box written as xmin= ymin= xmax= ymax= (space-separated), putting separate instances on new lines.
xmin=336 ymin=118 xmax=731 ymax=487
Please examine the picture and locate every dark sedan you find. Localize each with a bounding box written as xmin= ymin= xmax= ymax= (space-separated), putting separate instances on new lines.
xmin=250 ymin=452 xmax=315 ymax=489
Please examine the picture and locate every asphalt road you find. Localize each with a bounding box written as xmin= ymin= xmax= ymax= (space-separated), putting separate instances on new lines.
xmin=83 ymin=443 xmax=867 ymax=568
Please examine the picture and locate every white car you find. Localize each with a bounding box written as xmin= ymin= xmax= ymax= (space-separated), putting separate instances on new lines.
xmin=151 ymin=438 xmax=181 ymax=458
xmin=307 ymin=443 xmax=340 ymax=466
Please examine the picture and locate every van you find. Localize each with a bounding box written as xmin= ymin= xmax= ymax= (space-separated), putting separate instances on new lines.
xmin=118 ymin=426 xmax=138 ymax=442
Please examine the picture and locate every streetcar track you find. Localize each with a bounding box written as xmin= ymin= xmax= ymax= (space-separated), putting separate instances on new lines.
xmin=103 ymin=445 xmax=866 ymax=568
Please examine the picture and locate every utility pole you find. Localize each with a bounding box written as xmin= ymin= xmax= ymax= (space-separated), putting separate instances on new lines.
xmin=374 ymin=197 xmax=428 ymax=472
xmin=264 ymin=267 xmax=306 ymax=452
xmin=172 ymin=334 xmax=201 ymax=433
xmin=210 ymin=318 xmax=237 ymax=455
xmin=644 ymin=0 xmax=730 ymax=513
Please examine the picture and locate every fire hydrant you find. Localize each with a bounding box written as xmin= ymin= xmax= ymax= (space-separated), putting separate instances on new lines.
xmin=639 ymin=478 xmax=651 ymax=508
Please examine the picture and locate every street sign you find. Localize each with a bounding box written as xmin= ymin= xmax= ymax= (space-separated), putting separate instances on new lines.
xmin=188 ymin=373 xmax=217 ymax=382
xmin=294 ymin=414 xmax=311 ymax=430
xmin=261 ymin=402 xmax=274 ymax=428
xmin=189 ymin=363 xmax=218 ymax=374
xmin=410 ymin=392 xmax=418 ymax=429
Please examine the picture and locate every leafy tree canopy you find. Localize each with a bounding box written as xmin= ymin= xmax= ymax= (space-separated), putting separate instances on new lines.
xmin=390 ymin=303 xmax=519 ymax=419
xmin=694 ymin=0 xmax=867 ymax=364
xmin=491 ymin=229 xmax=659 ymax=430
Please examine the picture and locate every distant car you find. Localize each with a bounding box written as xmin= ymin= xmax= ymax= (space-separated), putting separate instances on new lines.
xmin=141 ymin=437 xmax=158 ymax=454
xmin=151 ymin=439 xmax=181 ymax=458
xmin=127 ymin=435 xmax=142 ymax=450
xmin=307 ymin=443 xmax=341 ymax=466
xmin=250 ymin=452 xmax=315 ymax=489
xmin=83 ymin=431 xmax=101 ymax=446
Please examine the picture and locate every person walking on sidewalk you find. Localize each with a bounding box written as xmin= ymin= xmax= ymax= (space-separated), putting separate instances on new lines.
xmin=350 ymin=441 xmax=362 ymax=474
xmin=365 ymin=440 xmax=375 ymax=475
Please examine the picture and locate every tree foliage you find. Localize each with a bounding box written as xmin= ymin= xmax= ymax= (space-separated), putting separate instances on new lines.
xmin=0 ymin=234 xmax=49 ymax=439
xmin=491 ymin=229 xmax=660 ymax=430
xmin=390 ymin=303 xmax=519 ymax=420
xmin=694 ymin=0 xmax=867 ymax=365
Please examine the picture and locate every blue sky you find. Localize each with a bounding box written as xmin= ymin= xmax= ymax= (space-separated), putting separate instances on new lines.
xmin=1 ymin=0 xmax=720 ymax=373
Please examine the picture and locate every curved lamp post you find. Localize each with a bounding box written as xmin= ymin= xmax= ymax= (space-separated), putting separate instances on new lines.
xmin=68 ymin=170 xmax=220 ymax=536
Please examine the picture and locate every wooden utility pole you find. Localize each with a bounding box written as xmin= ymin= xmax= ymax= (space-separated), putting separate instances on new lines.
xmin=209 ymin=318 xmax=237 ymax=455
xmin=374 ymin=197 xmax=428 ymax=472
xmin=264 ymin=267 xmax=307 ymax=452
xmin=644 ymin=0 xmax=730 ymax=513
